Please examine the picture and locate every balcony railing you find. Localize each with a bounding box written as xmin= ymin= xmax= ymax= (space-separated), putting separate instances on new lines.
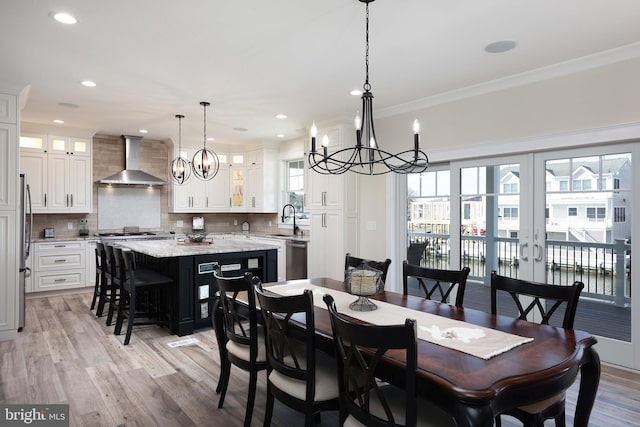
xmin=408 ymin=233 xmax=631 ymax=306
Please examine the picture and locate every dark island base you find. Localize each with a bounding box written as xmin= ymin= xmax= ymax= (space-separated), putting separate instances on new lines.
xmin=136 ymin=249 xmax=277 ymax=336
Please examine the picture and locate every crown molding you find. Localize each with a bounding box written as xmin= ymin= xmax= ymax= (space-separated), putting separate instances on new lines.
xmin=378 ymin=42 xmax=640 ymax=119
xmin=427 ymin=122 xmax=640 ymax=164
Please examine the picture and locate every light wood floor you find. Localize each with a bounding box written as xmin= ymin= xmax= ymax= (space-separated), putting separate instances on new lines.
xmin=1 ymin=292 xmax=639 ymax=426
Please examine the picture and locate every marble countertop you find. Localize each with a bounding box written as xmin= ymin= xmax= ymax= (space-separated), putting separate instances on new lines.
xmin=117 ymin=237 xmax=280 ymax=258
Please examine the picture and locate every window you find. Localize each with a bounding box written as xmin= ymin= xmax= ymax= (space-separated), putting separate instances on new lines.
xmin=285 ymin=159 xmax=305 ymax=216
xmin=573 ymin=179 xmax=592 ymax=191
xmin=614 ymin=207 xmax=626 ymax=222
xmin=614 ymin=178 xmax=620 ymax=190
xmin=510 ymin=231 xmax=518 ymax=238
xmin=586 ymin=207 xmax=605 ymax=221
xmin=502 ymin=182 xmax=518 ymax=193
xmin=568 ymin=207 xmax=577 ymax=216
xmin=463 ymin=203 xmax=471 ymax=220
xmin=559 ymin=180 xmax=568 ymax=191
xmin=503 ymin=207 xmax=518 ymax=219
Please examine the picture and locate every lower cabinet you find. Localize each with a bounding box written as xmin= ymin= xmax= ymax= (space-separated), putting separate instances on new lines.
xmin=33 ymin=240 xmax=88 ymax=292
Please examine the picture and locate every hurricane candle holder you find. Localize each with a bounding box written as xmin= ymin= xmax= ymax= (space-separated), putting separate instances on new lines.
xmin=346 ymin=262 xmax=384 ymax=311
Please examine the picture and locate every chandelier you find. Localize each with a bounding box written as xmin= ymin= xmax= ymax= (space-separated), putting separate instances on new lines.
xmin=169 ymin=114 xmax=192 ymax=185
xmin=192 ymin=101 xmax=220 ymax=181
xmin=308 ymin=0 xmax=429 ymax=175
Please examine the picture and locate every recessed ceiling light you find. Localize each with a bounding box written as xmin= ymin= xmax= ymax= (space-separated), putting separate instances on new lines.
xmin=484 ymin=40 xmax=517 ymax=53
xmin=81 ymin=80 xmax=96 ymax=87
xmin=139 ymin=129 xmax=148 ymax=134
xmin=58 ymin=102 xmax=79 ymax=108
xmin=277 ymin=134 xmax=285 ymax=138
xmin=233 ymin=127 xmax=248 ymax=132
xmin=350 ymin=89 xmax=362 ymax=96
xmin=53 ymin=119 xmax=64 ymax=124
xmin=275 ymin=114 xmax=287 ymax=119
xmin=207 ymin=137 xmax=215 ymax=141
xmin=50 ymin=12 xmax=77 ymax=24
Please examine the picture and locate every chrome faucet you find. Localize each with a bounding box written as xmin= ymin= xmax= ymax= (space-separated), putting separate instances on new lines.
xmin=281 ymin=204 xmax=300 ymax=235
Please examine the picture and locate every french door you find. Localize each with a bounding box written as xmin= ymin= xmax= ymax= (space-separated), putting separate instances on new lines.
xmin=406 ymin=143 xmax=637 ymax=369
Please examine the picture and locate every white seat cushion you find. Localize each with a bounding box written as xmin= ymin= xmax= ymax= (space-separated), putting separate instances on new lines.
xmin=226 ymin=334 xmax=266 ymax=363
xmin=268 ymin=350 xmax=339 ymax=402
xmin=343 ymin=384 xmax=455 ymax=427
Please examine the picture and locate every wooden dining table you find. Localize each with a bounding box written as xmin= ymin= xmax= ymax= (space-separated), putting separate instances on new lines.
xmin=213 ymin=277 xmax=600 ymax=427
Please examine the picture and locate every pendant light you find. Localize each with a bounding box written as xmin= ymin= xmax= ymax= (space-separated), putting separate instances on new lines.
xmin=192 ymin=101 xmax=220 ymax=181
xmin=308 ymin=0 xmax=429 ymax=175
xmin=169 ymin=114 xmax=192 ymax=185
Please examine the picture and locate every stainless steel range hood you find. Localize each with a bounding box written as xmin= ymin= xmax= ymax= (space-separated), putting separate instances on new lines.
xmin=98 ymin=135 xmax=167 ymax=185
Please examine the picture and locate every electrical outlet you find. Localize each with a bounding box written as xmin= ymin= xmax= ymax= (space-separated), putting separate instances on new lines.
xmin=269 ymin=221 xmax=272 ymax=227
xmin=67 ymin=222 xmax=73 ymax=230
xmin=234 ymin=219 xmax=238 ymax=226
xmin=176 ymin=220 xmax=183 ymax=227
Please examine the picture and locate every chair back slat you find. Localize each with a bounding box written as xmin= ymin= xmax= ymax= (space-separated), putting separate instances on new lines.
xmin=402 ymin=261 xmax=470 ymax=307
xmin=214 ymin=270 xmax=262 ymax=360
xmin=255 ymin=285 xmax=318 ymax=401
xmin=324 ymin=294 xmax=418 ymax=427
xmin=345 ymin=253 xmax=392 ymax=284
xmin=490 ymin=271 xmax=584 ymax=329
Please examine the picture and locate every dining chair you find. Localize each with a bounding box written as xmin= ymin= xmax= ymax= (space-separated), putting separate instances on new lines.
xmin=254 ymin=283 xmax=339 ymax=427
xmin=214 ymin=270 xmax=267 ymax=427
xmin=113 ymin=248 xmax=173 ymax=345
xmin=345 ymin=253 xmax=392 ymax=284
xmin=402 ymin=261 xmax=471 ymax=308
xmin=323 ymin=294 xmax=455 ymax=427
xmin=406 ymin=241 xmax=428 ymax=266
xmin=490 ymin=271 xmax=585 ymax=427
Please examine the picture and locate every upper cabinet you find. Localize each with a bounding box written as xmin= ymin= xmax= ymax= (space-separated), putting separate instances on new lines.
xmin=306 ymin=126 xmax=345 ymax=210
xmin=0 ymin=94 xmax=17 ymax=210
xmin=19 ymin=133 xmax=93 ymax=213
xmin=170 ymin=145 xmax=276 ymax=213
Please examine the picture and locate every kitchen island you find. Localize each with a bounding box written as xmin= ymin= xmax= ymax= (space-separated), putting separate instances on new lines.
xmin=118 ymin=238 xmax=278 ymax=335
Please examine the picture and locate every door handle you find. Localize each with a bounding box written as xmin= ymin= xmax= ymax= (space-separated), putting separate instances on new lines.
xmin=519 ymin=242 xmax=528 ymax=261
xmin=66 ymin=194 xmax=69 ymax=207
xmin=533 ymin=244 xmax=544 ymax=262
xmin=70 ymin=194 xmax=73 ymax=207
xmin=44 ymin=193 xmax=47 ymax=207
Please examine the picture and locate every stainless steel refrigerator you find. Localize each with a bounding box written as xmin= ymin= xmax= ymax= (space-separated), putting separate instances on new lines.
xmin=18 ymin=174 xmax=32 ymax=331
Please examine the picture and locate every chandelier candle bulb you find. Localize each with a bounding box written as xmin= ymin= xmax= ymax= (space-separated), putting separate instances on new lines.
xmin=322 ymin=134 xmax=329 ymax=158
xmin=310 ymin=122 xmax=317 ymax=153
xmin=414 ymin=119 xmax=420 ymax=155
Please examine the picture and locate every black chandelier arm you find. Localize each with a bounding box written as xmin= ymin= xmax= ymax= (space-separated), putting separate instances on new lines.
xmin=308 ymin=146 xmax=428 ymax=176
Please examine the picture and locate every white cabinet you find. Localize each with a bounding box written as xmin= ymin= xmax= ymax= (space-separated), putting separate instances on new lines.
xmin=229 ymin=147 xmax=278 ymax=213
xmin=172 ymin=146 xmax=276 ymax=213
xmin=19 ymin=133 xmax=93 ymax=213
xmin=308 ymin=211 xmax=347 ymax=280
xmin=170 ymin=150 xmax=230 ymax=213
xmin=86 ymin=240 xmax=98 ymax=288
xmin=0 ymin=92 xmax=18 ymax=337
xmin=306 ymin=126 xmax=344 ymax=210
xmin=306 ymin=124 xmax=358 ymax=280
xmin=0 ymin=122 xmax=17 ymax=210
xmin=33 ymin=240 xmax=87 ymax=292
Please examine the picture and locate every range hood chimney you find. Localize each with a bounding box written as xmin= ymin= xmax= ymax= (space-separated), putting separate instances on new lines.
xmin=98 ymin=135 xmax=167 ymax=185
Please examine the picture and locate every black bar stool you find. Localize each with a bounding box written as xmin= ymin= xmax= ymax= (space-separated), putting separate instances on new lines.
xmin=113 ymin=247 xmax=174 ymax=345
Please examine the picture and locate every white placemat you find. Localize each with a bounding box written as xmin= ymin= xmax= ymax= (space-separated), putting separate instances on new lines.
xmin=266 ymin=282 xmax=533 ymax=360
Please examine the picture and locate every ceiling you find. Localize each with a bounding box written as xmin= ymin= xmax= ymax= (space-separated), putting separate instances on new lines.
xmin=2 ymin=0 xmax=640 ymax=148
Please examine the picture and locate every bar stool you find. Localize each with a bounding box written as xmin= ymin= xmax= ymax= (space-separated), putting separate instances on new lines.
xmin=103 ymin=244 xmax=121 ymax=327
xmin=113 ymin=248 xmax=174 ymax=345
xmin=90 ymin=242 xmax=105 ymax=314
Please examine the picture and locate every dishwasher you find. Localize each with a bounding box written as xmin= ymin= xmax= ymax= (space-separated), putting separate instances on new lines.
xmin=286 ymin=240 xmax=308 ymax=280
